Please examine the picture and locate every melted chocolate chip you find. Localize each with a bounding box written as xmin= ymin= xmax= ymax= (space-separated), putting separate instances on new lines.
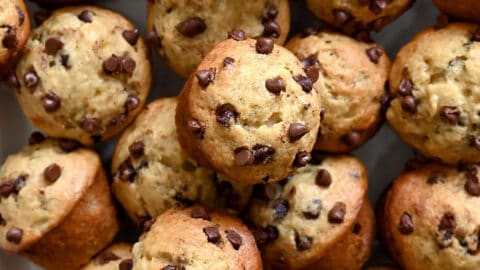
xmin=225 ymin=230 xmax=243 ymax=250
xmin=45 ymin=37 xmax=64 ymax=55
xmin=272 ymin=199 xmax=289 ymax=219
xmin=176 ymin=17 xmax=206 ymax=37
xmin=440 ymin=106 xmax=460 ymax=124
xmin=196 ymin=69 xmax=215 ymax=88
xmin=328 ymin=202 xmax=346 ymax=223
xmin=119 ymin=259 xmax=133 ymax=270
xmin=234 ymin=147 xmax=253 ymax=166
xmin=216 ymin=103 xmax=238 ymax=127
xmin=398 ymin=212 xmax=414 ymax=234
xmin=43 ymin=92 xmax=61 ymax=112
xmin=293 ymin=75 xmax=313 ymax=93
xmin=118 ymin=159 xmax=137 ymax=182
xmin=438 ymin=212 xmax=456 ymax=234
xmin=24 ymin=71 xmax=39 ymax=88
xmin=288 ymin=123 xmax=310 ymax=142
xmin=228 ymin=29 xmax=246 ymax=41
xmin=293 ymin=151 xmax=311 ymax=167
xmin=316 ymin=169 xmax=332 ymax=187
xmin=191 ymin=205 xmax=211 ymax=221
xmin=253 ymin=145 xmax=275 ymax=164
xmin=301 ymin=26 xmax=321 ymax=38
xmin=366 ymin=45 xmax=383 ymax=64
xmin=255 ymin=37 xmax=274 ymax=54
xmin=6 ymin=227 xmax=23 ymax=244
xmin=265 ymin=77 xmax=285 ymax=95
xmin=129 ymin=141 xmax=145 ymax=158
xmin=305 ymin=65 xmax=320 ymax=83
xmin=78 ymin=10 xmax=93 ymax=23
xmin=295 ymin=234 xmax=313 ymax=251
xmin=188 ymin=119 xmax=205 ymax=139
xmin=29 ymin=131 xmax=45 ymax=145
xmin=44 ymin=163 xmax=61 ymax=182
xmin=123 ymin=29 xmax=140 ymax=45
xmin=203 ymin=226 xmax=221 ymax=243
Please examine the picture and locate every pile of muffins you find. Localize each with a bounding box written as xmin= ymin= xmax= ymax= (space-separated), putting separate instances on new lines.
xmin=1 ymin=0 xmax=480 ymax=269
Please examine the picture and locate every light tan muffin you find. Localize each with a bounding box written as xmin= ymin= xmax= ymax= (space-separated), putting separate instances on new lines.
xmin=147 ymin=0 xmax=290 ymax=77
xmin=112 ymin=97 xmax=252 ymax=223
xmin=387 ymin=23 xmax=480 ymax=164
xmin=306 ymin=0 xmax=414 ymax=35
xmin=0 ymin=0 xmax=29 ymax=77
xmin=82 ymin=243 xmax=133 ymax=270
xmin=381 ymin=162 xmax=480 ymax=270
xmin=132 ymin=207 xmax=262 ymax=270
xmin=13 ymin=6 xmax=151 ymax=146
xmin=0 ymin=136 xmax=118 ymax=270
xmin=433 ymin=0 xmax=480 ymax=22
xmin=286 ymin=30 xmax=390 ymax=153
xmin=176 ymin=37 xmax=321 ymax=184
xmin=245 ymin=155 xmax=367 ymax=269
xmin=302 ymin=199 xmax=375 ymax=270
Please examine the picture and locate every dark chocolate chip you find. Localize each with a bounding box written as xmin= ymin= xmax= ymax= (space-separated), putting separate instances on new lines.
xmin=129 ymin=141 xmax=145 ymax=158
xmin=223 ymin=57 xmax=235 ymax=66
xmin=295 ymin=234 xmax=313 ymax=251
xmin=188 ymin=119 xmax=205 ymax=139
xmin=264 ymin=4 xmax=278 ymax=20
xmin=191 ymin=205 xmax=211 ymax=221
xmin=255 ymin=37 xmax=274 ymax=54
xmin=234 ymin=147 xmax=253 ymax=166
xmin=203 ymin=226 xmax=221 ymax=243
xmin=263 ymin=20 xmax=281 ymax=38
xmin=16 ymin=6 xmax=24 ymax=26
xmin=265 ymin=77 xmax=285 ymax=95
xmin=288 ymin=123 xmax=310 ymax=142
xmin=59 ymin=139 xmax=80 ymax=152
xmin=81 ymin=117 xmax=100 ymax=133
xmin=162 ymin=266 xmax=178 ymax=270
xmin=398 ymin=78 xmax=413 ymax=96
xmin=2 ymin=32 xmax=17 ymax=49
xmin=44 ymin=163 xmax=61 ymax=182
xmin=352 ymin=221 xmax=362 ymax=234
xmin=120 ymin=57 xmax=136 ymax=74
xmin=398 ymin=212 xmax=414 ymax=234
xmin=33 ymin=10 xmax=51 ymax=26
xmin=366 ymin=45 xmax=383 ymax=64
xmin=293 ymin=151 xmax=311 ymax=167
xmin=29 ymin=131 xmax=45 ymax=145
xmin=316 ymin=169 xmax=332 ymax=187
xmin=96 ymin=251 xmax=120 ymax=265
xmin=440 ymin=106 xmax=460 ymax=125
xmin=0 ymin=213 xmax=5 ymax=226
xmin=328 ymin=202 xmax=346 ymax=223
xmin=6 ymin=73 xmax=19 ymax=89
xmin=142 ymin=218 xmax=155 ymax=232
xmin=78 ymin=10 xmax=93 ymax=23
xmin=465 ymin=173 xmax=480 ymax=196
xmin=253 ymin=145 xmax=275 ymax=164
xmin=176 ymin=16 xmax=206 ymax=37
xmin=216 ymin=103 xmax=238 ymax=127
xmin=119 ymin=259 xmax=133 ymax=270
xmin=401 ymin=95 xmax=417 ymax=113
xmin=125 ymin=95 xmax=140 ymax=112
xmin=103 ymin=55 xmax=120 ymax=73
xmin=380 ymin=92 xmax=391 ymax=111
xmin=333 ymin=9 xmax=352 ymax=25
xmin=118 ymin=159 xmax=137 ymax=182
xmin=342 ymin=130 xmax=361 ymax=147
xmin=45 ymin=37 xmax=64 ymax=55
xmin=123 ymin=29 xmax=140 ymax=45
xmin=225 ymin=230 xmax=243 ymax=250
xmin=6 ymin=227 xmax=22 ymax=244
xmin=303 ymin=199 xmax=322 ymax=219
xmin=272 ymin=199 xmax=289 ymax=219
xmin=228 ymin=29 xmax=246 ymax=41
xmin=369 ymin=0 xmax=388 ymax=14
xmin=60 ymin=54 xmax=69 ymax=68
xmin=438 ymin=212 xmax=456 ymax=234
xmin=24 ymin=71 xmax=39 ymax=88
xmin=293 ymin=75 xmax=313 ymax=93
xmin=305 ymin=65 xmax=320 ymax=83
xmin=0 ymin=181 xmax=15 ymax=198
xmin=43 ymin=92 xmax=61 ymax=112
xmin=146 ymin=30 xmax=162 ymax=47
xmin=196 ymin=69 xmax=215 ymax=88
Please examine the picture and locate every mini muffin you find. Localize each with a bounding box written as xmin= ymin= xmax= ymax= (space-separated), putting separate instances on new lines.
xmin=176 ymin=37 xmax=321 ymax=184
xmin=245 ymin=155 xmax=367 ymax=269
xmin=112 ymin=97 xmax=252 ymax=223
xmin=433 ymin=0 xmax=480 ymax=22
xmin=13 ymin=6 xmax=151 ymax=146
xmin=387 ymin=23 xmax=480 ymax=164
xmin=306 ymin=0 xmax=414 ymax=35
xmin=0 ymin=135 xmax=118 ymax=270
xmin=132 ymin=207 xmax=262 ymax=269
xmin=303 ymin=199 xmax=375 ymax=270
xmin=147 ymin=0 xmax=290 ymax=77
xmin=82 ymin=243 xmax=133 ymax=270
xmin=286 ymin=30 xmax=390 ymax=153
xmin=0 ymin=0 xmax=29 ymax=77
xmin=381 ymin=162 xmax=480 ymax=270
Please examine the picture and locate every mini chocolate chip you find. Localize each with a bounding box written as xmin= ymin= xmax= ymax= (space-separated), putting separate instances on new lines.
xmin=60 ymin=54 xmax=69 ymax=68
xmin=78 ymin=10 xmax=93 ymax=23
xmin=293 ymin=75 xmax=313 ymax=93
xmin=289 ymin=123 xmax=310 ymax=142
xmin=265 ymin=77 xmax=285 ymax=95
xmin=316 ymin=169 xmax=332 ymax=187
xmin=303 ymin=199 xmax=322 ymax=219
xmin=196 ymin=69 xmax=215 ymax=88
xmin=120 ymin=57 xmax=136 ymax=74
xmin=44 ymin=163 xmax=61 ymax=182
xmin=234 ymin=147 xmax=254 ymax=166
xmin=465 ymin=173 xmax=480 ymax=196
xmin=328 ymin=202 xmax=346 ymax=223
xmin=123 ymin=29 xmax=140 ymax=45
xmin=6 ymin=227 xmax=23 ymax=244
xmin=16 ymin=6 xmax=25 ymax=26
xmin=45 ymin=37 xmax=64 ymax=55
xmin=59 ymin=139 xmax=80 ymax=152
xmin=366 ymin=46 xmax=383 ymax=64
xmin=398 ymin=212 xmax=414 ymax=234
xmin=6 ymin=73 xmax=19 ymax=89
xmin=263 ymin=20 xmax=281 ymax=38
xmin=223 ymin=57 xmax=234 ymax=66
xmin=264 ymin=4 xmax=278 ymax=20
xmin=96 ymin=251 xmax=120 ymax=265
xmin=188 ymin=119 xmax=205 ymax=139
xmin=228 ymin=29 xmax=246 ymax=41
xmin=82 ymin=117 xmax=100 ymax=133
xmin=176 ymin=16 xmax=206 ymax=37
xmin=253 ymin=145 xmax=275 ymax=164
xmin=401 ymin=95 xmax=417 ymax=113
xmin=398 ymin=78 xmax=413 ymax=96
xmin=333 ymin=9 xmax=351 ymax=25
xmin=24 ymin=71 xmax=39 ymax=88
xmin=255 ymin=37 xmax=274 ymax=54
xmin=216 ymin=103 xmax=238 ymax=127
xmin=203 ymin=226 xmax=221 ymax=243
xmin=438 ymin=212 xmax=456 ymax=233
xmin=119 ymin=259 xmax=133 ymax=270
xmin=293 ymin=151 xmax=311 ymax=167
xmin=369 ymin=0 xmax=388 ymax=14
xmin=295 ymin=234 xmax=313 ymax=251
xmin=0 ymin=213 xmax=5 ymax=226
xmin=118 ymin=159 xmax=136 ymax=182
xmin=142 ymin=218 xmax=155 ymax=232
xmin=103 ymin=55 xmax=120 ymax=73
xmin=353 ymin=221 xmax=362 ymax=234
xmin=0 ymin=181 xmax=15 ymax=198
xmin=226 ymin=230 xmax=243 ymax=250
xmin=2 ymin=32 xmax=17 ymax=49
xmin=440 ymin=106 xmax=461 ymax=124
xmin=272 ymin=199 xmax=289 ymax=219
xmin=342 ymin=131 xmax=361 ymax=147
xmin=43 ymin=92 xmax=61 ymax=112
xmin=34 ymin=10 xmax=51 ymax=26
xmin=191 ymin=205 xmax=211 ymax=220
xmin=29 ymin=131 xmax=45 ymax=145
xmin=125 ymin=95 xmax=140 ymax=112
xmin=146 ymin=30 xmax=162 ymax=47
xmin=129 ymin=141 xmax=145 ymax=158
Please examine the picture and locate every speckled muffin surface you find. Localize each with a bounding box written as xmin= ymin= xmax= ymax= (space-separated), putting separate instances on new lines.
xmin=306 ymin=0 xmax=414 ymax=34
xmin=82 ymin=243 xmax=133 ymax=270
xmin=13 ymin=6 xmax=151 ymax=146
xmin=286 ymin=30 xmax=390 ymax=153
xmin=147 ymin=0 xmax=290 ymax=77
xmin=381 ymin=163 xmax=480 ymax=270
xmin=112 ymin=97 xmax=252 ymax=223
xmin=176 ymin=37 xmax=321 ymax=184
xmin=0 ymin=0 xmax=29 ymax=76
xmin=433 ymin=0 xmax=480 ymax=22
xmin=132 ymin=207 xmax=262 ymax=270
xmin=245 ymin=155 xmax=367 ymax=269
xmin=387 ymin=23 xmax=480 ymax=164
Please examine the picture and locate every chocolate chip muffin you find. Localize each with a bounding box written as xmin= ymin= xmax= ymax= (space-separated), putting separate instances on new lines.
xmin=245 ymin=155 xmax=368 ymax=269
xmin=0 ymin=135 xmax=119 ymax=270
xmin=147 ymin=0 xmax=290 ymax=77
xmin=112 ymin=97 xmax=252 ymax=223
xmin=176 ymin=37 xmax=321 ymax=184
xmin=13 ymin=6 xmax=151 ymax=146
xmin=433 ymin=0 xmax=480 ymax=22
xmin=387 ymin=23 xmax=480 ymax=164
xmin=0 ymin=0 xmax=29 ymax=76
xmin=306 ymin=0 xmax=414 ymax=35
xmin=303 ymin=199 xmax=374 ymax=270
xmin=82 ymin=243 xmax=133 ymax=270
xmin=380 ymin=162 xmax=480 ymax=270
xmin=286 ymin=30 xmax=390 ymax=153
xmin=132 ymin=207 xmax=262 ymax=270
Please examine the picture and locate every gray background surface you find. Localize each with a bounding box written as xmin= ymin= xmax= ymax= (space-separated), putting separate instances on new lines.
xmin=0 ymin=0 xmax=439 ymax=269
